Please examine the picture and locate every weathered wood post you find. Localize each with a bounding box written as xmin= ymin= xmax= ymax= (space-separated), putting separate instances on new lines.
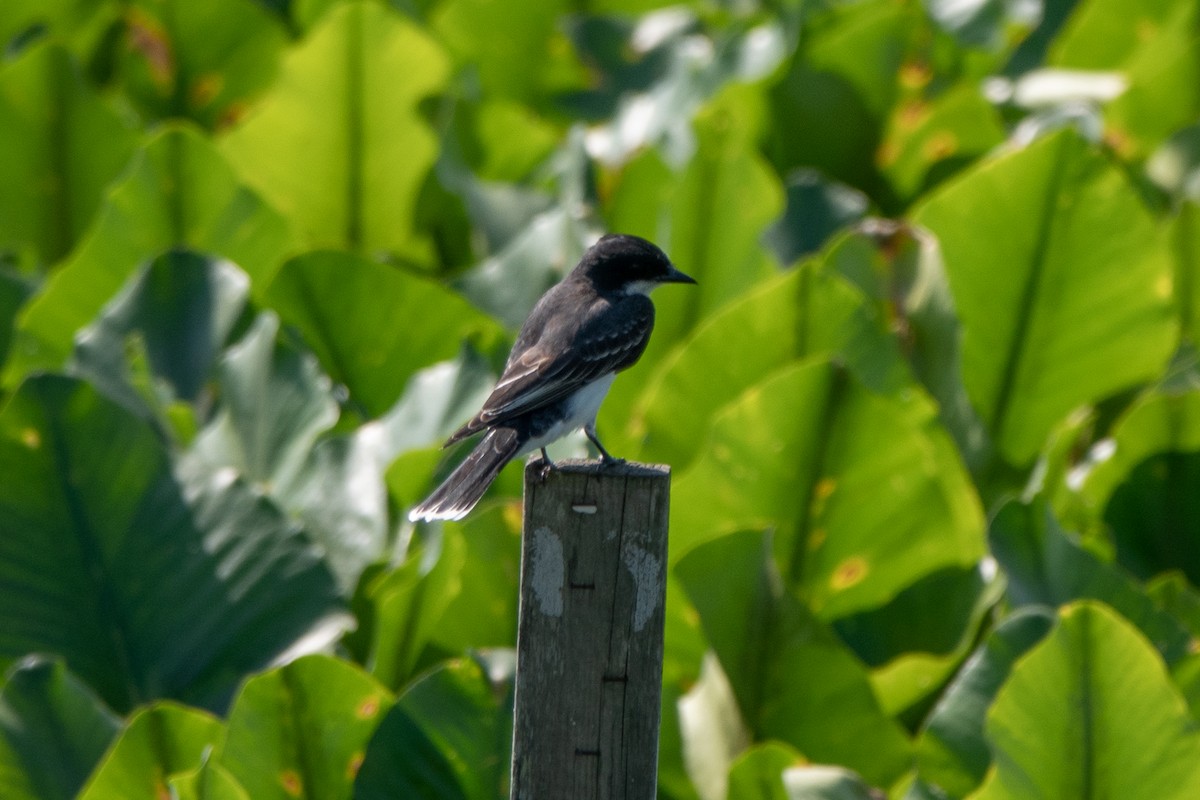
xmin=510 ymin=459 xmax=671 ymax=800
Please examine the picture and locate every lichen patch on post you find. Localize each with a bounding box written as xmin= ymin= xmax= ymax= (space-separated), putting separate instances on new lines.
xmin=531 ymin=526 xmax=564 ymax=616
xmin=622 ymin=540 xmax=662 ymax=632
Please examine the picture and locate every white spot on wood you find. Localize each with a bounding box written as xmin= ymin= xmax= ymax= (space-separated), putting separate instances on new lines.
xmin=622 ymin=540 xmax=662 ymax=632
xmin=571 ymin=503 xmax=598 ymax=514
xmin=531 ymin=527 xmax=564 ymax=617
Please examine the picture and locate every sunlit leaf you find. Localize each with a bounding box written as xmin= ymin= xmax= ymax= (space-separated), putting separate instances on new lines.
xmin=355 ymin=658 xmax=511 ymax=800
xmin=220 ymin=0 xmax=450 ymax=261
xmin=0 ymin=42 xmax=138 ymax=265
xmin=6 ymin=124 xmax=295 ymax=383
xmin=677 ymin=530 xmax=911 ymax=786
xmin=972 ymin=602 xmax=1200 ymax=799
xmin=1049 ymin=0 xmax=1200 ymax=159
xmin=913 ymin=129 xmax=1177 ymax=465
xmin=78 ymin=703 xmax=224 ymax=800
xmin=114 ymin=0 xmax=287 ymax=129
xmin=673 ymin=359 xmax=984 ymax=620
xmin=265 ymin=250 xmax=504 ymax=418
xmin=914 ymin=608 xmax=1054 ymax=799
xmin=219 ymin=655 xmax=392 ymax=800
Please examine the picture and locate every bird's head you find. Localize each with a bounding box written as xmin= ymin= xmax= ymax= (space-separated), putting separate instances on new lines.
xmin=575 ymin=234 xmax=697 ymax=295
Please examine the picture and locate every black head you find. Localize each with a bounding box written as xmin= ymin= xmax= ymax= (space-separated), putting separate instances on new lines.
xmin=572 ymin=234 xmax=696 ymax=294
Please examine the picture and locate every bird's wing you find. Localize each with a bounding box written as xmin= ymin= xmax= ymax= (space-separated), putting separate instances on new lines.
xmin=445 ymin=294 xmax=654 ymax=444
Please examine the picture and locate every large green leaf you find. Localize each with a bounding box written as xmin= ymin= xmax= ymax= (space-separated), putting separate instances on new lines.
xmin=0 ymin=657 xmax=121 ymax=800
xmin=913 ymin=129 xmax=1177 ymax=465
xmin=989 ymin=497 xmax=1192 ymax=662
xmin=632 ymin=257 xmax=911 ymax=469
xmin=5 ymin=124 xmax=295 ymax=383
xmin=1049 ymin=0 xmax=1200 ymax=159
xmin=355 ymin=529 xmax=465 ymax=690
xmin=265 ymin=250 xmax=504 ymax=417
xmin=78 ymin=703 xmax=224 ymax=800
xmin=878 ymin=83 xmax=1006 ymax=208
xmin=672 ymin=359 xmax=984 ymax=620
xmin=71 ymin=250 xmax=250 ymax=417
xmin=914 ymin=608 xmax=1055 ymax=799
xmin=186 ymin=312 xmax=389 ymax=591
xmin=431 ymin=0 xmax=572 ymax=103
xmin=726 ymin=742 xmax=803 ymax=800
xmin=0 ymin=374 xmax=346 ymax=713
xmin=169 ymin=758 xmax=250 ymax=800
xmin=219 ymin=655 xmax=392 ymax=800
xmin=220 ymin=0 xmax=450 ymax=260
xmin=602 ymin=92 xmax=784 ymax=440
xmin=1073 ymin=388 xmax=1200 ymax=582
xmin=972 ymin=601 xmax=1200 ymax=799
xmin=767 ymin=0 xmax=918 ymax=205
xmin=113 ymin=0 xmax=287 ymax=128
xmin=355 ymin=658 xmax=511 ymax=800
xmin=676 ymin=530 xmax=911 ymax=786
xmin=0 ymin=41 xmax=138 ymax=265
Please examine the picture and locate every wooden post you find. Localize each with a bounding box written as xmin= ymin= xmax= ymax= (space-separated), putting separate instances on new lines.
xmin=510 ymin=459 xmax=671 ymax=800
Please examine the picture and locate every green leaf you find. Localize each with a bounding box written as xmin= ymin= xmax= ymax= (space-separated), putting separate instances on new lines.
xmin=431 ymin=0 xmax=571 ymax=102
xmin=187 ymin=312 xmax=390 ymax=591
xmin=71 ymin=250 xmax=249 ymax=416
xmin=355 ymin=658 xmax=511 ymax=800
xmin=191 ymin=313 xmax=337 ymax=491
xmin=358 ymin=529 xmax=466 ymax=690
xmin=989 ymin=497 xmax=1192 ymax=663
xmin=0 ymin=657 xmax=121 ymax=800
xmin=114 ymin=0 xmax=287 ymax=128
xmin=727 ymin=742 xmax=804 ymax=800
xmin=0 ymin=269 xmax=33 ymax=374
xmin=602 ymin=94 xmax=784 ymax=439
xmin=219 ymin=655 xmax=392 ymax=800
xmin=0 ymin=374 xmax=346 ymax=713
xmin=1067 ymin=387 xmax=1200 ymax=583
xmin=78 ymin=702 xmax=224 ymax=800
xmin=0 ymin=0 xmax=122 ymax=61
xmin=915 ymin=608 xmax=1055 ymax=799
xmin=971 ymin=601 xmax=1200 ymax=800
xmin=632 ymin=258 xmax=911 ymax=469
xmin=913 ymin=129 xmax=1177 ymax=464
xmin=220 ymin=0 xmax=450 ymax=260
xmin=672 ymin=359 xmax=984 ymax=620
xmin=6 ymin=124 xmax=295 ymax=383
xmin=767 ymin=0 xmax=918 ymax=204
xmin=879 ymin=84 xmax=1005 ymax=204
xmin=763 ymin=170 xmax=869 ymax=264
xmin=168 ymin=758 xmax=251 ymax=800
xmin=0 ymin=41 xmax=138 ymax=265
xmin=265 ymin=250 xmax=503 ymax=417
xmin=676 ymin=530 xmax=912 ymax=787
xmin=1049 ymin=0 xmax=1200 ymax=159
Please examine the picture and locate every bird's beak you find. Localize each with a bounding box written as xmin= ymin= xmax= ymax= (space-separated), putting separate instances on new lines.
xmin=663 ymin=266 xmax=697 ymax=285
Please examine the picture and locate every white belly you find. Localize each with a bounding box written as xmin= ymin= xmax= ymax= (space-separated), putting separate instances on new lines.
xmin=519 ymin=373 xmax=616 ymax=455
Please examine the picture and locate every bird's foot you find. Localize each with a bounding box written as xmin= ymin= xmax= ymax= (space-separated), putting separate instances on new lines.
xmin=536 ymin=448 xmax=556 ymax=478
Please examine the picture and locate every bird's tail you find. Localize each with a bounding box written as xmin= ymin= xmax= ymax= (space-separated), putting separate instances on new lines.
xmin=408 ymin=428 xmax=523 ymax=522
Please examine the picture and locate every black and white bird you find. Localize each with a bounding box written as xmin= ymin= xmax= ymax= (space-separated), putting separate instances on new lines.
xmin=408 ymin=234 xmax=695 ymax=522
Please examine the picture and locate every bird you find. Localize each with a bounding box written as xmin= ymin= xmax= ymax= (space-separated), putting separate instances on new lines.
xmin=408 ymin=234 xmax=696 ymax=522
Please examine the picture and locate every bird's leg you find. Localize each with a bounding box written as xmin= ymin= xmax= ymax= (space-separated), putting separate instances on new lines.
xmin=537 ymin=447 xmax=556 ymax=477
xmin=585 ymin=423 xmax=624 ymax=465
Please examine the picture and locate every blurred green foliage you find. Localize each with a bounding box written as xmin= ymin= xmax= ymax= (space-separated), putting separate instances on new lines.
xmin=2 ymin=0 xmax=1200 ymax=797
